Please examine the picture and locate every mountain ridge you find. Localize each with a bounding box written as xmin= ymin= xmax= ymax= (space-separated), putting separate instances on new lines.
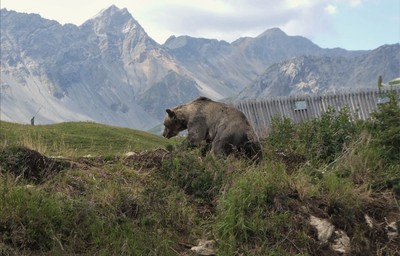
xmin=238 ymin=43 xmax=400 ymax=99
xmin=1 ymin=6 xmax=398 ymax=130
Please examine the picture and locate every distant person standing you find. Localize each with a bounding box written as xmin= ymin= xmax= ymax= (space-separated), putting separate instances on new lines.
xmin=31 ymin=107 xmax=41 ymax=126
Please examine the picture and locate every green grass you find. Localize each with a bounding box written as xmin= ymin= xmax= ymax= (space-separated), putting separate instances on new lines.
xmin=0 ymin=121 xmax=179 ymax=157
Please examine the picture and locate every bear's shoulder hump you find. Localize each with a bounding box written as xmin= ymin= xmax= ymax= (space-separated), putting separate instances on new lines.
xmin=194 ymin=96 xmax=212 ymax=102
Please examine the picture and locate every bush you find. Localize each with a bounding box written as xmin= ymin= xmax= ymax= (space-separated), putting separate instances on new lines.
xmin=368 ymin=92 xmax=400 ymax=162
xmin=267 ymin=107 xmax=358 ymax=165
xmin=310 ymin=107 xmax=357 ymax=162
xmin=267 ymin=117 xmax=295 ymax=150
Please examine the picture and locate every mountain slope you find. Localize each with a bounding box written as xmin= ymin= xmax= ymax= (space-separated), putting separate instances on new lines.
xmin=1 ymin=7 xmax=160 ymax=129
xmin=238 ymin=44 xmax=400 ymax=98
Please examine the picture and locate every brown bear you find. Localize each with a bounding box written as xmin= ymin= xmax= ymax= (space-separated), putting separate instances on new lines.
xmin=163 ymin=97 xmax=262 ymax=163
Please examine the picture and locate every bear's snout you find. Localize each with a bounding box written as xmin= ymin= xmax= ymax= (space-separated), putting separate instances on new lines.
xmin=162 ymin=130 xmax=168 ymax=138
xmin=162 ymin=129 xmax=171 ymax=139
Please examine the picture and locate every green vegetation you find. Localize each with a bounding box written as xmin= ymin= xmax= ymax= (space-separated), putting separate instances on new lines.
xmin=268 ymin=106 xmax=358 ymax=164
xmin=0 ymin=96 xmax=399 ymax=255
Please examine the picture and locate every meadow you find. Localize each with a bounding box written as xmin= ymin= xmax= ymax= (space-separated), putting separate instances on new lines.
xmin=0 ymin=93 xmax=399 ymax=255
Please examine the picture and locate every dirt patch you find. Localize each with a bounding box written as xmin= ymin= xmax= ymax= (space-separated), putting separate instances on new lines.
xmin=75 ymin=155 xmax=120 ymax=168
xmin=0 ymin=146 xmax=71 ymax=183
xmin=124 ymin=148 xmax=171 ymax=170
xmin=273 ymin=150 xmax=307 ymax=172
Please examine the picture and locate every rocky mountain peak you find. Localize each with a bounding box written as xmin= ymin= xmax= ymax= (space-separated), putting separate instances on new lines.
xmin=256 ymin=27 xmax=318 ymax=50
xmin=257 ymin=27 xmax=287 ymax=38
xmin=163 ymin=35 xmax=229 ymax=53
xmin=100 ymin=5 xmax=129 ymax=16
xmin=80 ymin=5 xmax=158 ymax=58
xmin=82 ymin=5 xmax=144 ymax=36
xmin=91 ymin=5 xmax=132 ymax=23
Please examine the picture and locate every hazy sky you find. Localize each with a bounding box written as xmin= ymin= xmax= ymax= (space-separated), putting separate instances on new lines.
xmin=1 ymin=0 xmax=399 ymax=50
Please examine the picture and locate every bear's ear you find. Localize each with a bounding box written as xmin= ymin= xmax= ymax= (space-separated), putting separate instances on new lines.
xmin=166 ymin=109 xmax=176 ymax=118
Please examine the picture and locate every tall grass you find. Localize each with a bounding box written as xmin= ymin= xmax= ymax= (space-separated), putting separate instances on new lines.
xmin=215 ymin=163 xmax=297 ymax=254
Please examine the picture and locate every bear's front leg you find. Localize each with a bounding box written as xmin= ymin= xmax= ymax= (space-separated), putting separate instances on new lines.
xmin=211 ymin=137 xmax=233 ymax=157
xmin=187 ymin=125 xmax=207 ymax=148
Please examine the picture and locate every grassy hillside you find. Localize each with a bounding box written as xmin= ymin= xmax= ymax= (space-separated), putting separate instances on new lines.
xmin=0 ymin=95 xmax=399 ymax=255
xmin=0 ymin=121 xmax=179 ymax=157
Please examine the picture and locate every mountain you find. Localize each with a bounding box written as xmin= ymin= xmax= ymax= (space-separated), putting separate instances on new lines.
xmin=237 ymin=44 xmax=400 ymax=98
xmin=163 ymin=28 xmax=366 ymax=100
xmin=0 ymin=6 xmax=395 ymax=130
xmin=1 ymin=6 xmax=198 ymax=128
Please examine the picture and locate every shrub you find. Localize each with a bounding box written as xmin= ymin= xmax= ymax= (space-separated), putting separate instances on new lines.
xmin=267 ymin=107 xmax=358 ymax=165
xmin=311 ymin=107 xmax=357 ymax=162
xmin=267 ymin=117 xmax=295 ymax=151
xmin=368 ymin=92 xmax=400 ymax=162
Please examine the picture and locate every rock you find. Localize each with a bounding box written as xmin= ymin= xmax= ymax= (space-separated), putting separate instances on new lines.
xmin=309 ymin=215 xmax=351 ymax=254
xmin=364 ymin=214 xmax=374 ymax=228
xmin=386 ymin=221 xmax=398 ymax=241
xmin=310 ymin=215 xmax=335 ymax=243
xmin=125 ymin=152 xmax=137 ymax=157
xmin=190 ymin=239 xmax=216 ymax=256
xmin=331 ymin=230 xmax=351 ymax=254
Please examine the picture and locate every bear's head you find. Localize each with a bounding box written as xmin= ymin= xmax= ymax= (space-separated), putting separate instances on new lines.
xmin=163 ymin=109 xmax=187 ymax=139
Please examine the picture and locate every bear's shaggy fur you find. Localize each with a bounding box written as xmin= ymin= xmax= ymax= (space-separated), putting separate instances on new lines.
xmin=163 ymin=97 xmax=262 ymax=162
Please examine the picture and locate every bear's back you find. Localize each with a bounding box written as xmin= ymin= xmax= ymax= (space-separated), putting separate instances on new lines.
xmin=191 ymin=98 xmax=249 ymax=127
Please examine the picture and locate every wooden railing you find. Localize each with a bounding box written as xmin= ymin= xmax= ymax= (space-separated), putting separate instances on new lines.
xmin=233 ymin=87 xmax=400 ymax=137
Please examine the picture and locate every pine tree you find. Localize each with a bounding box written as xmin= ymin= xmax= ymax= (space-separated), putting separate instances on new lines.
xmin=377 ymin=75 xmax=383 ymax=92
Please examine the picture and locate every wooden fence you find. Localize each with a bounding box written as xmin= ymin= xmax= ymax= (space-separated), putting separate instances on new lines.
xmin=233 ymin=87 xmax=400 ymax=137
